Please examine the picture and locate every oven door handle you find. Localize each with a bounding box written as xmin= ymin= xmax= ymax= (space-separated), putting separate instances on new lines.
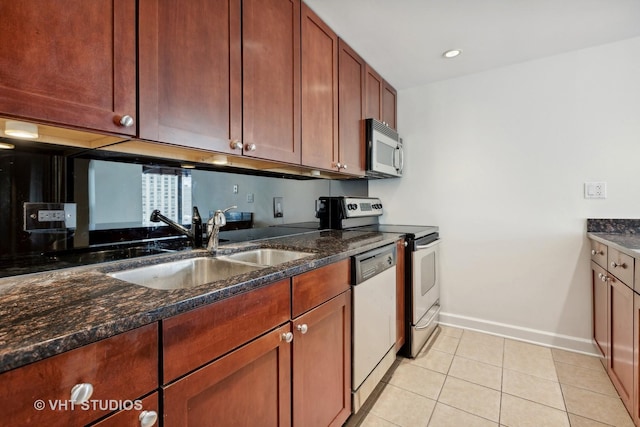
xmin=415 ymin=240 xmax=440 ymax=250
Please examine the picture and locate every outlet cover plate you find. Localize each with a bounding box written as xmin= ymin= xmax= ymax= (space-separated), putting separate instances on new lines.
xmin=585 ymin=182 xmax=607 ymax=199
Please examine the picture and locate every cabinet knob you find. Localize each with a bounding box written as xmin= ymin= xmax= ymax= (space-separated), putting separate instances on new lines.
xmin=591 ymin=250 xmax=597 ymax=256
xmin=281 ymin=332 xmax=293 ymax=343
xmin=333 ymin=162 xmax=342 ymax=169
xmin=245 ymin=143 xmax=257 ymax=152
xmin=70 ymin=383 xmax=94 ymax=404
xmin=297 ymin=324 xmax=308 ymax=334
xmin=117 ymin=115 xmax=135 ymax=128
xmin=230 ymin=140 xmax=242 ymax=150
xmin=611 ymin=261 xmax=627 ymax=269
xmin=342 ymin=164 xmax=348 ymax=170
xmin=139 ymin=410 xmax=159 ymax=427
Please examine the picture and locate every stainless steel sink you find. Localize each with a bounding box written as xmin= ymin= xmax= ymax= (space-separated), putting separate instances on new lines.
xmin=221 ymin=248 xmax=312 ymax=266
xmin=109 ymin=257 xmax=264 ymax=290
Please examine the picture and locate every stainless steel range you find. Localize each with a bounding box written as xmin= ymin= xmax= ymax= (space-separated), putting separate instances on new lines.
xmin=316 ymin=196 xmax=441 ymax=409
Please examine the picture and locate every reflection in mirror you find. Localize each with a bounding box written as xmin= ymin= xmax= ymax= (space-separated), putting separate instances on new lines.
xmin=1 ymin=139 xmax=369 ymax=277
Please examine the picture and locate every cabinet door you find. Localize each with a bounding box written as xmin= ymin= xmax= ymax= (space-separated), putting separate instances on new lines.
xmin=243 ymin=0 xmax=301 ymax=164
xmin=337 ymin=39 xmax=366 ymax=177
xmin=609 ymin=275 xmax=634 ymax=414
xmin=592 ymin=261 xmax=609 ymax=359
xmin=382 ymin=81 xmax=397 ymax=130
xmin=634 ymin=292 xmax=640 ymax=424
xmin=365 ymin=65 xmax=382 ymax=121
xmin=301 ymin=3 xmax=338 ymax=172
xmin=164 ymin=324 xmax=292 ymax=427
xmin=292 ymin=290 xmax=351 ymax=427
xmin=0 ymin=0 xmax=136 ymax=135
xmin=139 ymin=0 xmax=241 ymax=152
xmin=396 ymin=239 xmax=406 ymax=351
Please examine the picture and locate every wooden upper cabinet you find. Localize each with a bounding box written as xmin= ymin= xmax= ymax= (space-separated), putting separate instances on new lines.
xmin=138 ymin=0 xmax=242 ymax=152
xmin=243 ymin=0 xmax=301 ymax=164
xmin=301 ymin=3 xmax=339 ymax=172
xmin=365 ymin=64 xmax=398 ymax=130
xmin=337 ymin=39 xmax=366 ymax=177
xmin=365 ymin=65 xmax=383 ymax=122
xmin=382 ymin=81 xmax=398 ymax=130
xmin=0 ymin=0 xmax=137 ymax=135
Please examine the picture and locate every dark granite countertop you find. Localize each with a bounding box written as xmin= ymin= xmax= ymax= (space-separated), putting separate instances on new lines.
xmin=0 ymin=229 xmax=403 ymax=374
xmin=587 ymin=219 xmax=640 ymax=259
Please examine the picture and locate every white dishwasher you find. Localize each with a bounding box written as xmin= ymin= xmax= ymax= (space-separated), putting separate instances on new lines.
xmin=351 ymin=243 xmax=397 ymax=413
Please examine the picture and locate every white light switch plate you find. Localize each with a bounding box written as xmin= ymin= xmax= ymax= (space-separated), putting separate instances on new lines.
xmin=585 ymin=182 xmax=607 ymax=199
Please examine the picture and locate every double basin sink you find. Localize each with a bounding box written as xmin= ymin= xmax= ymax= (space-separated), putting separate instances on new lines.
xmin=109 ymin=249 xmax=312 ymax=290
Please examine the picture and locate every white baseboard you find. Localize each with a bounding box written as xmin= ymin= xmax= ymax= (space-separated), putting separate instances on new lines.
xmin=439 ymin=312 xmax=600 ymax=356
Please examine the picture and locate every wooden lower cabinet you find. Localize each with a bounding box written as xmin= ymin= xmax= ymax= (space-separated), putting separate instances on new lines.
xmin=634 ymin=293 xmax=640 ymax=424
xmin=0 ymin=323 xmax=158 ymax=427
xmin=609 ymin=275 xmax=635 ymax=415
xmin=164 ymin=324 xmax=292 ymax=427
xmin=592 ymin=261 xmax=609 ymax=359
xmin=292 ymin=290 xmax=351 ymax=427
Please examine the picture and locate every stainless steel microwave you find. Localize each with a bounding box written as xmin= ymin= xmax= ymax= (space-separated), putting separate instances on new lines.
xmin=365 ymin=118 xmax=403 ymax=178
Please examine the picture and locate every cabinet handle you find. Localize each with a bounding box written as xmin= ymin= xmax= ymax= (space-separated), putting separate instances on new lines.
xmin=245 ymin=143 xmax=257 ymax=152
xmin=117 ymin=115 xmax=135 ymax=128
xmin=139 ymin=410 xmax=159 ymax=427
xmin=229 ymin=140 xmax=242 ymax=150
xmin=70 ymin=383 xmax=94 ymax=404
xmin=281 ymin=332 xmax=293 ymax=343
xmin=611 ymin=261 xmax=627 ymax=269
xmin=297 ymin=324 xmax=308 ymax=334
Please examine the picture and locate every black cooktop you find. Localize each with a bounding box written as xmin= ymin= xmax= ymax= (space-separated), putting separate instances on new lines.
xmin=355 ymin=224 xmax=439 ymax=240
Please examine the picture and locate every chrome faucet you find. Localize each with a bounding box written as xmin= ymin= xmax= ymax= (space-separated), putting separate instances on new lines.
xmin=206 ymin=206 xmax=237 ymax=253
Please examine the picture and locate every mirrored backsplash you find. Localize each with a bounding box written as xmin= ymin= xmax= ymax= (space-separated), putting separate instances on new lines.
xmin=0 ymin=141 xmax=367 ymax=275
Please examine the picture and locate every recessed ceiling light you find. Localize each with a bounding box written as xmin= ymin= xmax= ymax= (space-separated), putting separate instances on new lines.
xmin=181 ymin=163 xmax=196 ymax=169
xmin=442 ymin=49 xmax=462 ymax=59
xmin=4 ymin=120 xmax=39 ymax=139
xmin=0 ymin=142 xmax=15 ymax=149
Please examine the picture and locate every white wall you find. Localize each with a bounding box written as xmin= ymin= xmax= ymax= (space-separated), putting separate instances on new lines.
xmin=371 ymin=37 xmax=640 ymax=353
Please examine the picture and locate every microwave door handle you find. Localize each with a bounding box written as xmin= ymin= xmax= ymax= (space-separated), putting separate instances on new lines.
xmin=397 ymin=146 xmax=404 ymax=173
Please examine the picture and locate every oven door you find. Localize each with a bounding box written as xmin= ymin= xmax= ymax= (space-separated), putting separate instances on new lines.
xmin=412 ymin=239 xmax=440 ymax=325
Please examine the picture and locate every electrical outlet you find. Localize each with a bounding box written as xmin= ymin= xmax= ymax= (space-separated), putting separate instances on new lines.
xmin=584 ymin=182 xmax=607 ymax=199
xmin=233 ymin=184 xmax=238 ymax=194
xmin=246 ymin=193 xmax=254 ymax=203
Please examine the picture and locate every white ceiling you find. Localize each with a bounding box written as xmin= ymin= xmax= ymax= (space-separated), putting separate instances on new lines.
xmin=304 ymin=0 xmax=640 ymax=90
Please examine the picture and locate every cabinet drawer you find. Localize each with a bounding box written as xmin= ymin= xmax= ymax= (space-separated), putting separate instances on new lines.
xmin=163 ymin=279 xmax=290 ymax=383
xmin=608 ymin=247 xmax=634 ymax=287
xmin=93 ymin=392 xmax=159 ymax=427
xmin=0 ymin=323 xmax=158 ymax=427
xmin=292 ymin=259 xmax=350 ymax=318
xmin=590 ymin=240 xmax=608 ymax=268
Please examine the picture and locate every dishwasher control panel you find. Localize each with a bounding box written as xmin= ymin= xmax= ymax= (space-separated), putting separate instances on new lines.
xmin=352 ymin=243 xmax=397 ymax=285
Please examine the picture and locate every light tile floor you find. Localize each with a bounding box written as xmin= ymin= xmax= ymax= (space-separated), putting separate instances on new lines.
xmin=350 ymin=326 xmax=635 ymax=427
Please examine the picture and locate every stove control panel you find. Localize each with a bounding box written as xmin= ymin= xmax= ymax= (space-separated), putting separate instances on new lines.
xmin=341 ymin=197 xmax=383 ymax=218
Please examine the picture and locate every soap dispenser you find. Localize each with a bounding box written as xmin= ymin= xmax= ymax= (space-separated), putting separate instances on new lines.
xmin=192 ymin=206 xmax=203 ymax=248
